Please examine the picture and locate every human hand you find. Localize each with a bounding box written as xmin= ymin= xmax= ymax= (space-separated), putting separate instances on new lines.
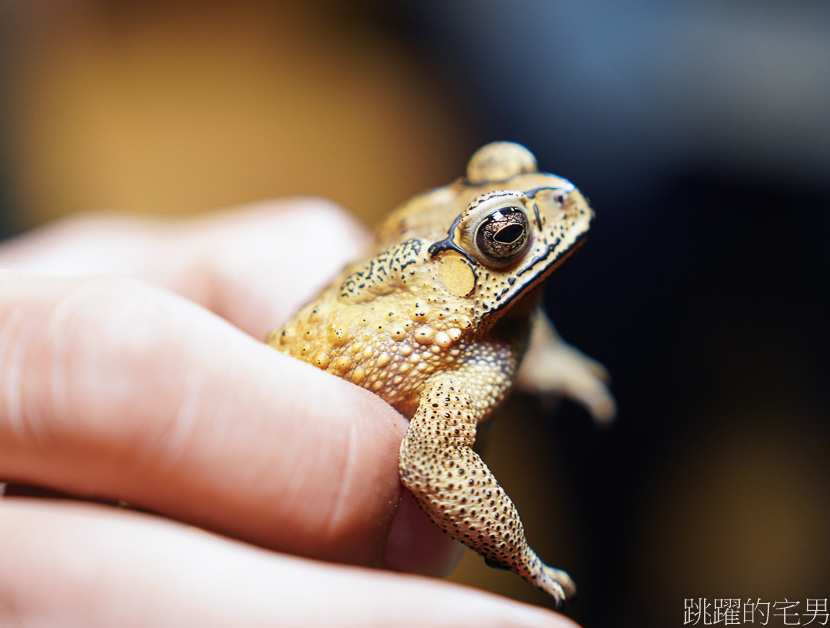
xmin=0 ymin=199 xmax=579 ymax=627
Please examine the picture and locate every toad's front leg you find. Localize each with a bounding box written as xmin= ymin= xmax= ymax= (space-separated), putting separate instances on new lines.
xmin=398 ymin=376 xmax=576 ymax=607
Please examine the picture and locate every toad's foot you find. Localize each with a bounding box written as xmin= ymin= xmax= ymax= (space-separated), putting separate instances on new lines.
xmin=489 ymin=546 xmax=576 ymax=608
xmin=517 ymin=313 xmax=616 ymax=423
xmin=530 ymin=558 xmax=577 ymax=608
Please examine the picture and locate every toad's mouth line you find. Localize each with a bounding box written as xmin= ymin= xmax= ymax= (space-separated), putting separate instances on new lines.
xmin=480 ymin=233 xmax=588 ymax=323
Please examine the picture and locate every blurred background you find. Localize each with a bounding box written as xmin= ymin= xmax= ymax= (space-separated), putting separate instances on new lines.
xmin=1 ymin=2 xmax=829 ymax=626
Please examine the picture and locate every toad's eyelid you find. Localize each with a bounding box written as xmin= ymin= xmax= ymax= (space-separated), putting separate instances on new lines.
xmin=429 ymin=191 xmax=538 ymax=260
xmin=523 ymin=184 xmax=574 ymax=199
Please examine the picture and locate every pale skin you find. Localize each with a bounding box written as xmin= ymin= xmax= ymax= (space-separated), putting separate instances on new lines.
xmin=0 ymin=200 xmax=580 ymax=628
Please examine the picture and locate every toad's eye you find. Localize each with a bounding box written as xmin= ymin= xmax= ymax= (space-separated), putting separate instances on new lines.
xmin=474 ymin=207 xmax=529 ymax=264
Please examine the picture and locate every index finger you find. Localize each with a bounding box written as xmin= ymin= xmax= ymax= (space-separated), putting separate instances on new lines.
xmin=0 ymin=198 xmax=371 ymax=338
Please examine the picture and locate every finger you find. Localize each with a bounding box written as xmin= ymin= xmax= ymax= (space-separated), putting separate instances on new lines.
xmin=0 ymin=500 xmax=576 ymax=628
xmin=0 ymin=270 xmax=428 ymax=568
xmin=0 ymin=198 xmax=372 ymax=337
xmin=175 ymin=199 xmax=371 ymax=336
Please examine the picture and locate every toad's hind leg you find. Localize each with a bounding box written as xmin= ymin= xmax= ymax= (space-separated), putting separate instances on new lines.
xmin=398 ymin=378 xmax=576 ymax=607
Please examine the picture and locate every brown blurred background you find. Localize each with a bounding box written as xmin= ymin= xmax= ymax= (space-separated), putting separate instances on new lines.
xmin=2 ymin=2 xmax=829 ymax=627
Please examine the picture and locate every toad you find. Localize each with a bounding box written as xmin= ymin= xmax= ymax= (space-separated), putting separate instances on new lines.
xmin=268 ymin=141 xmax=613 ymax=606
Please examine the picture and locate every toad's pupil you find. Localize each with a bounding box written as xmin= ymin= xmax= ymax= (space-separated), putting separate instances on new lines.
xmin=474 ymin=207 xmax=530 ymax=263
xmin=494 ymin=223 xmax=524 ymax=244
